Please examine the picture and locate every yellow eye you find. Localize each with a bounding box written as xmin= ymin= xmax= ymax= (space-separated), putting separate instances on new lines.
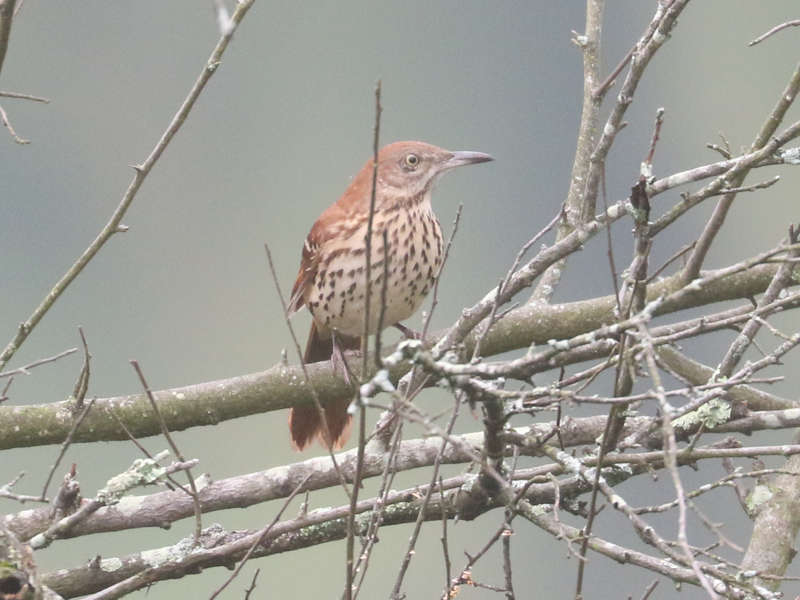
xmin=404 ymin=153 xmax=420 ymax=168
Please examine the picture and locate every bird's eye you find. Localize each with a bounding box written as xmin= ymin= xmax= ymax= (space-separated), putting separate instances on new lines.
xmin=404 ymin=153 xmax=420 ymax=168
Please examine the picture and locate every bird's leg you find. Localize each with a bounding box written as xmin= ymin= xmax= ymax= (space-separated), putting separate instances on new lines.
xmin=330 ymin=330 xmax=356 ymax=386
xmin=394 ymin=322 xmax=422 ymax=340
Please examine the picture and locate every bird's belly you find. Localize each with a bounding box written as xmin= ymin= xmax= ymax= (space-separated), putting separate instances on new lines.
xmin=307 ymin=239 xmax=441 ymax=338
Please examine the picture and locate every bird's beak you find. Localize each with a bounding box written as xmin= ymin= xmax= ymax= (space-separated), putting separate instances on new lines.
xmin=443 ymin=150 xmax=494 ymax=170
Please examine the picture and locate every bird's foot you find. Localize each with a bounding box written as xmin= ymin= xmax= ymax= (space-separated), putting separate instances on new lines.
xmin=394 ymin=323 xmax=423 ymax=341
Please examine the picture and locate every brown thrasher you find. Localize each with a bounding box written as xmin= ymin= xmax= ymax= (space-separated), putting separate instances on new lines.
xmin=287 ymin=141 xmax=493 ymax=449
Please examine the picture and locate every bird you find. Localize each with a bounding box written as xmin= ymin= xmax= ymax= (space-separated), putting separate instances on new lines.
xmin=287 ymin=141 xmax=493 ymax=449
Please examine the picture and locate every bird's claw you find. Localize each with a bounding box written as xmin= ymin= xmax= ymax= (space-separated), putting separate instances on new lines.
xmin=394 ymin=323 xmax=423 ymax=341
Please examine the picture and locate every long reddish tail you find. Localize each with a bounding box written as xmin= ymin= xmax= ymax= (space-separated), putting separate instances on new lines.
xmin=289 ymin=322 xmax=360 ymax=450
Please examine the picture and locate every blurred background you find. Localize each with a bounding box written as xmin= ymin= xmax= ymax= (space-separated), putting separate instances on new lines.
xmin=2 ymin=1 xmax=800 ymax=598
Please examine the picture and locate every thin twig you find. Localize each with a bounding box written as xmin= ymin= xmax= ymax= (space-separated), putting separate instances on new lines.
xmin=0 ymin=472 xmax=46 ymax=503
xmin=680 ymin=63 xmax=800 ymax=282
xmin=474 ymin=204 xmax=564 ymax=358
xmin=638 ymin=580 xmax=659 ymax=600
xmin=422 ymin=205 xmax=463 ymax=341
xmin=0 ymin=375 xmax=12 ymax=402
xmin=390 ymin=396 xmax=462 ymax=598
xmin=501 ymin=511 xmax=515 ymax=599
xmin=106 ymin=408 xmax=183 ymax=492
xmin=644 ymin=241 xmax=695 ymax=284
xmin=749 ymin=19 xmax=800 ymax=47
xmin=243 ymin=569 xmax=260 ymax=600
xmin=0 ymin=0 xmax=257 ymax=372
xmin=72 ymin=327 xmax=91 ymax=410
xmin=264 ymin=242 xmax=351 ymax=494
xmin=0 ymin=0 xmax=16 ymax=79
xmin=635 ymin=322 xmax=720 ymax=598
xmin=208 ymin=474 xmax=312 ymax=600
xmin=347 ymin=79 xmax=382 ymax=600
xmin=439 ymin=476 xmax=452 ymax=600
xmin=0 ymin=347 xmax=77 ymax=378
xmin=531 ymin=0 xmax=605 ymax=303
xmin=131 ymin=360 xmax=203 ymax=544
xmin=374 ymin=230 xmax=390 ymax=366
xmin=351 ymin=419 xmax=405 ymax=599
xmin=0 ymin=90 xmax=49 ymax=102
xmin=0 ymin=101 xmax=28 ymax=143
xmin=40 ymin=397 xmax=96 ymax=502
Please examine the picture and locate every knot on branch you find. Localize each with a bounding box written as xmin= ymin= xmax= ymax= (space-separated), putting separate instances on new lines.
xmin=453 ymin=475 xmax=492 ymax=521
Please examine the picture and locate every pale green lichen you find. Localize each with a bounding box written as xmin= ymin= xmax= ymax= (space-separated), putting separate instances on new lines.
xmin=527 ymin=504 xmax=550 ymax=516
xmin=747 ymin=484 xmax=773 ymax=513
xmin=96 ymin=450 xmax=170 ymax=505
xmin=141 ymin=536 xmax=194 ymax=568
xmin=673 ymin=398 xmax=731 ymax=430
xmin=100 ymin=557 xmax=123 ymax=572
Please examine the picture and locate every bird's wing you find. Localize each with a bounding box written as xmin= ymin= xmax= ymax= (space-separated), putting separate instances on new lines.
xmin=288 ymin=162 xmax=373 ymax=315
xmin=287 ymin=198 xmax=354 ymax=314
xmin=287 ymin=227 xmax=320 ymax=314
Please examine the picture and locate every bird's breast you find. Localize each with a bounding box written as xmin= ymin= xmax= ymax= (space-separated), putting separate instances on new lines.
xmin=306 ymin=201 xmax=444 ymax=337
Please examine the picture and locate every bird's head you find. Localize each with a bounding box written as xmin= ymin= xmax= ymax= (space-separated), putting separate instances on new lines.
xmin=375 ymin=141 xmax=493 ymax=200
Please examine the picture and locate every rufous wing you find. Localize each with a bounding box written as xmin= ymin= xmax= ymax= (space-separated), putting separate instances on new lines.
xmin=287 ymin=194 xmax=357 ymax=315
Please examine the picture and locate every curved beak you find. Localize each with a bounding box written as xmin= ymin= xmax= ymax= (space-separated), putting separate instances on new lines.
xmin=444 ymin=150 xmax=494 ymax=170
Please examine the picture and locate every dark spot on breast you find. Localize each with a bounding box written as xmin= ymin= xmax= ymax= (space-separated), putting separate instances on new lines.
xmin=323 ymin=249 xmax=347 ymax=266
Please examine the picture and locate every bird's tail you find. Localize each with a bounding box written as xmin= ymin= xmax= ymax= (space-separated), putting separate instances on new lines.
xmin=289 ymin=322 xmax=360 ymax=450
